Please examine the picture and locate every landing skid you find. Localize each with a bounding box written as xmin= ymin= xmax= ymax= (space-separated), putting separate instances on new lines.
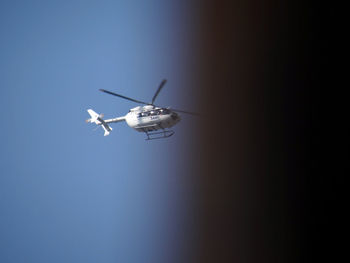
xmin=145 ymin=130 xmax=175 ymax=140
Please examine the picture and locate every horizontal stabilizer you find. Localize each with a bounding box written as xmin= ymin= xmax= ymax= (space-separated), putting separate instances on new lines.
xmin=101 ymin=123 xmax=112 ymax=136
xmin=86 ymin=109 xmax=113 ymax=136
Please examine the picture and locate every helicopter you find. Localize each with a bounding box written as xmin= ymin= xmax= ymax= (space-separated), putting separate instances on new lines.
xmin=86 ymin=79 xmax=197 ymax=140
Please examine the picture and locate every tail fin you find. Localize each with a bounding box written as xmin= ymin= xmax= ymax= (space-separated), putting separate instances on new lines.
xmin=87 ymin=109 xmax=100 ymax=124
xmin=86 ymin=109 xmax=112 ymax=136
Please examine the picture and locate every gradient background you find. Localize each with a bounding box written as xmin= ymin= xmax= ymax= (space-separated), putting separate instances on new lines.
xmin=1 ymin=1 xmax=328 ymax=263
xmin=0 ymin=1 xmax=200 ymax=262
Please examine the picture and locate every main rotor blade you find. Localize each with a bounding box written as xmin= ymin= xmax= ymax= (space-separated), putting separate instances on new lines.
xmin=170 ymin=108 xmax=200 ymax=116
xmin=151 ymin=79 xmax=167 ymax=105
xmin=99 ymin=89 xmax=149 ymax=105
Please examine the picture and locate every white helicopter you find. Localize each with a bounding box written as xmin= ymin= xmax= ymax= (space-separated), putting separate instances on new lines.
xmin=86 ymin=79 xmax=197 ymax=140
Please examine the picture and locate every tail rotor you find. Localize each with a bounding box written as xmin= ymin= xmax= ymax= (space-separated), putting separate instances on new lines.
xmin=86 ymin=109 xmax=112 ymax=136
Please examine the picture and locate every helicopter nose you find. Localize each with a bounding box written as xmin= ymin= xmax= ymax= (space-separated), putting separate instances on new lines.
xmin=171 ymin=112 xmax=180 ymax=121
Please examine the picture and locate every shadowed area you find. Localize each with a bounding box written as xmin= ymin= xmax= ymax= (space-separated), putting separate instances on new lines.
xmin=192 ymin=0 xmax=322 ymax=262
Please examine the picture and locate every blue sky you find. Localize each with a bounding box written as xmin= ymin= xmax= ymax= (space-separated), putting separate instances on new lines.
xmin=0 ymin=1 xmax=200 ymax=262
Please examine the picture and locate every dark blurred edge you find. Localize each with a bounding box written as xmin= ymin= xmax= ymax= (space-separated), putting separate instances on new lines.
xmin=190 ymin=1 xmax=332 ymax=262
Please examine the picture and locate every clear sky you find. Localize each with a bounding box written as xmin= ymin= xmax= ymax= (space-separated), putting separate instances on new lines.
xmin=0 ymin=1 xmax=199 ymax=262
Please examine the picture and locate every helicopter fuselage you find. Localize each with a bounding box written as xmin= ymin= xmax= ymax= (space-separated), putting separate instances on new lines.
xmin=125 ymin=106 xmax=181 ymax=132
xmin=86 ymin=79 xmax=195 ymax=138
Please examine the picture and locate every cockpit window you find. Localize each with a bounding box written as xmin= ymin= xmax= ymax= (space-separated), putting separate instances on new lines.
xmin=138 ymin=109 xmax=171 ymax=117
xmin=138 ymin=112 xmax=149 ymax=117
